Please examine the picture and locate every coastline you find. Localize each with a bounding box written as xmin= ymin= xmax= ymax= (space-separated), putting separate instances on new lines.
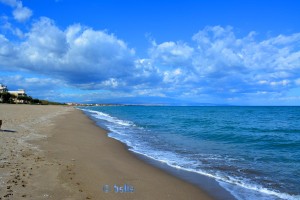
xmin=0 ymin=104 xmax=215 ymax=199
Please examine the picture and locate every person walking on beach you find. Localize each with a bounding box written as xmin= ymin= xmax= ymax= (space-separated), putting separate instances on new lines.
xmin=0 ymin=120 xmax=2 ymax=130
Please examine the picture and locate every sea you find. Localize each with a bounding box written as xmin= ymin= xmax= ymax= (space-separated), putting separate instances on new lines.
xmin=79 ymin=106 xmax=300 ymax=200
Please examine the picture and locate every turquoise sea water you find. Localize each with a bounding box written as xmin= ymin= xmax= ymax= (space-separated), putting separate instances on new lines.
xmin=79 ymin=106 xmax=300 ymax=200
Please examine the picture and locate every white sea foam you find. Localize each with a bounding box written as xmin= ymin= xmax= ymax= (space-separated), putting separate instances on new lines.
xmin=81 ymin=108 xmax=134 ymax=127
xmin=142 ymin=149 xmax=298 ymax=199
xmin=110 ymin=133 xmax=300 ymax=200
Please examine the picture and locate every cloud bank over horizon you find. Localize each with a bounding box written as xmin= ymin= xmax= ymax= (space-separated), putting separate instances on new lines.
xmin=1 ymin=1 xmax=300 ymax=105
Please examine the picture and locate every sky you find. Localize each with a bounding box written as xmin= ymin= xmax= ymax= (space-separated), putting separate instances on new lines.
xmin=0 ymin=0 xmax=300 ymax=105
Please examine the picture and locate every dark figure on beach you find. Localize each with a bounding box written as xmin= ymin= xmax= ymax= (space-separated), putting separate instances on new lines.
xmin=0 ymin=120 xmax=2 ymax=130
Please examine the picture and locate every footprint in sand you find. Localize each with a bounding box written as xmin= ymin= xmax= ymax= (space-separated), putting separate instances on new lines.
xmin=3 ymin=193 xmax=13 ymax=198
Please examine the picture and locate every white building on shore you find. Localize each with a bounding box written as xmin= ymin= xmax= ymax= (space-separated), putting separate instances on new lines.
xmin=8 ymin=89 xmax=27 ymax=103
xmin=0 ymin=84 xmax=8 ymax=93
xmin=8 ymin=89 xmax=26 ymax=97
xmin=0 ymin=84 xmax=28 ymax=103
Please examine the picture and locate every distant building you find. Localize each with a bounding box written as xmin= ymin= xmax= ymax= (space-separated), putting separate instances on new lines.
xmin=8 ymin=89 xmax=27 ymax=103
xmin=8 ymin=89 xmax=26 ymax=97
xmin=0 ymin=84 xmax=8 ymax=93
xmin=0 ymin=84 xmax=8 ymax=102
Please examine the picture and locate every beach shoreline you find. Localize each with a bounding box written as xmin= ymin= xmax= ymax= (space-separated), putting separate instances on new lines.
xmin=0 ymin=104 xmax=215 ymax=199
xmin=81 ymin=107 xmax=236 ymax=200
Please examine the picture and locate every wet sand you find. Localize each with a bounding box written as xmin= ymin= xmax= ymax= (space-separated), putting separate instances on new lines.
xmin=0 ymin=104 xmax=214 ymax=200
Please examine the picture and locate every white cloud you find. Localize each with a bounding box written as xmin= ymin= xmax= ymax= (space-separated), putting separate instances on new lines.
xmin=149 ymin=41 xmax=194 ymax=67
xmin=163 ymin=68 xmax=183 ymax=84
xmin=0 ymin=17 xmax=136 ymax=89
xmin=22 ymin=17 xmax=68 ymax=62
xmin=0 ymin=16 xmax=24 ymax=37
xmin=0 ymin=34 xmax=17 ymax=60
xmin=1 ymin=18 xmax=300 ymax=104
xmin=12 ymin=3 xmax=32 ymax=22
xmin=0 ymin=0 xmax=32 ymax=22
xmin=143 ymin=26 xmax=300 ymax=101
xmin=0 ymin=0 xmax=18 ymax=7
xmin=295 ymin=79 xmax=300 ymax=86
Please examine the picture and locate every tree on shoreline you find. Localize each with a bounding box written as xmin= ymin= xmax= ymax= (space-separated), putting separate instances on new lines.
xmin=17 ymin=96 xmax=33 ymax=104
xmin=0 ymin=92 xmax=13 ymax=103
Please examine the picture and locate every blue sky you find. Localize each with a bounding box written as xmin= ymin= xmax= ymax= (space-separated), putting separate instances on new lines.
xmin=0 ymin=0 xmax=300 ymax=105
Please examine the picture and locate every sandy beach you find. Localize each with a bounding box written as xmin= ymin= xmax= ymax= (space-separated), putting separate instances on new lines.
xmin=0 ymin=104 xmax=214 ymax=200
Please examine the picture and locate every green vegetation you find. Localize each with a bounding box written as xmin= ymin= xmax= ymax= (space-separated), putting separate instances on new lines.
xmin=0 ymin=92 xmax=14 ymax=103
xmin=39 ymin=100 xmax=65 ymax=105
xmin=0 ymin=93 xmax=65 ymax=105
xmin=17 ymin=95 xmax=32 ymax=104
